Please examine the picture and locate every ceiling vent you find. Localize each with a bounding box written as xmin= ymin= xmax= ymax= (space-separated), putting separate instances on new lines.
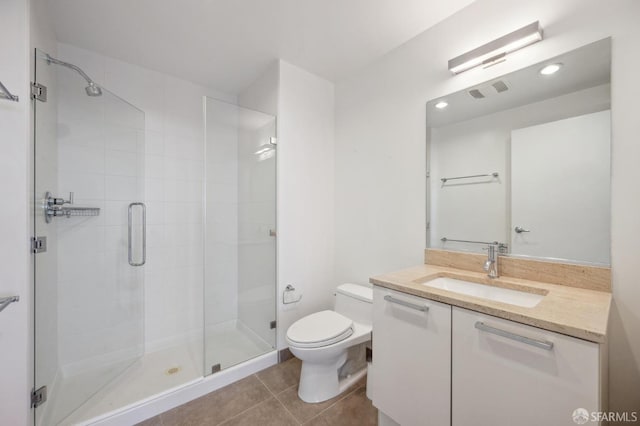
xmin=467 ymin=79 xmax=510 ymax=99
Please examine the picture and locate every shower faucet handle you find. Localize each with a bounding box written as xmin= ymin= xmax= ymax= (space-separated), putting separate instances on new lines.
xmin=59 ymin=192 xmax=74 ymax=205
xmin=48 ymin=192 xmax=74 ymax=206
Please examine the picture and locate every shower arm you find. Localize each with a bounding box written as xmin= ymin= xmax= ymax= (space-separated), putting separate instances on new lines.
xmin=45 ymin=54 xmax=99 ymax=87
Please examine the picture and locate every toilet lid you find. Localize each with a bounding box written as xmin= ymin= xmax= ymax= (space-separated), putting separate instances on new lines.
xmin=287 ymin=310 xmax=354 ymax=348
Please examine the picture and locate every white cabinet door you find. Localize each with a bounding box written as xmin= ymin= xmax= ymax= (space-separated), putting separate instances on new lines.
xmin=372 ymin=286 xmax=451 ymax=426
xmin=452 ymin=307 xmax=602 ymax=426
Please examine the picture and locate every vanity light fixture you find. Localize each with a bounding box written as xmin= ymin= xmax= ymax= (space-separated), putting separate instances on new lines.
xmin=539 ymin=63 xmax=563 ymax=75
xmin=435 ymin=100 xmax=449 ymax=109
xmin=448 ymin=21 xmax=543 ymax=74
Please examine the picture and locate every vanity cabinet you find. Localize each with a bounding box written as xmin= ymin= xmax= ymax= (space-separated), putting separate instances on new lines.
xmin=452 ymin=307 xmax=604 ymax=426
xmin=371 ymin=286 xmax=451 ymax=426
xmin=371 ymin=286 xmax=606 ymax=426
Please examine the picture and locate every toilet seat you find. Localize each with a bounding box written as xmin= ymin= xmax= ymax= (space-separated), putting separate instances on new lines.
xmin=287 ymin=310 xmax=354 ymax=348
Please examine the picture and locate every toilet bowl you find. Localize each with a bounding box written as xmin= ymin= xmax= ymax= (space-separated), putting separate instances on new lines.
xmin=286 ymin=283 xmax=373 ymax=403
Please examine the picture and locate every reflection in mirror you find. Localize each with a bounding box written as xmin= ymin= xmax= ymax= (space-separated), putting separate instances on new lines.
xmin=426 ymin=38 xmax=611 ymax=265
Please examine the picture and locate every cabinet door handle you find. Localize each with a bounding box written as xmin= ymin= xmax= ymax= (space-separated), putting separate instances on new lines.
xmin=475 ymin=321 xmax=553 ymax=351
xmin=384 ymin=295 xmax=429 ymax=312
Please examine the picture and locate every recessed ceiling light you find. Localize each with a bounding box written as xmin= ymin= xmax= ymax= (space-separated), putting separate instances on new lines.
xmin=539 ymin=63 xmax=563 ymax=75
xmin=435 ymin=101 xmax=448 ymax=109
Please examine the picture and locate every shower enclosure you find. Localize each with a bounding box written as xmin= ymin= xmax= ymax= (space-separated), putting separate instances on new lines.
xmin=203 ymin=98 xmax=277 ymax=374
xmin=32 ymin=50 xmax=277 ymax=425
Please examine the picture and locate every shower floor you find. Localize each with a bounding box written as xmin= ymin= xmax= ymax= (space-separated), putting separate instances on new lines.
xmin=46 ymin=321 xmax=273 ymax=426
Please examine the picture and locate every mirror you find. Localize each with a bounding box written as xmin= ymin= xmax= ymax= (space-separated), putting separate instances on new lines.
xmin=426 ymin=38 xmax=611 ymax=265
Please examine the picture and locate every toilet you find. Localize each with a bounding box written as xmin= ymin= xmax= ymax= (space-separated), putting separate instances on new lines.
xmin=286 ymin=283 xmax=373 ymax=403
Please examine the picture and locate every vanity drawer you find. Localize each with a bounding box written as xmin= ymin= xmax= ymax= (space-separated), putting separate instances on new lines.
xmin=452 ymin=307 xmax=603 ymax=426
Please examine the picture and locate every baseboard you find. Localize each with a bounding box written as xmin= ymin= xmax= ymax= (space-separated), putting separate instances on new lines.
xmin=278 ymin=347 xmax=293 ymax=363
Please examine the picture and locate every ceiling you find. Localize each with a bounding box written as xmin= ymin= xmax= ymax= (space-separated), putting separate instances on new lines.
xmin=49 ymin=0 xmax=475 ymax=94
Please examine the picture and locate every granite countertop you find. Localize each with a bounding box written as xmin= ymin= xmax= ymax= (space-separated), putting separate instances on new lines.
xmin=370 ymin=264 xmax=611 ymax=343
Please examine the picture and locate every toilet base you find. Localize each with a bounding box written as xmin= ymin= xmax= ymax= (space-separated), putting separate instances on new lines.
xmin=288 ymin=322 xmax=372 ymax=403
xmin=298 ymin=355 xmax=368 ymax=403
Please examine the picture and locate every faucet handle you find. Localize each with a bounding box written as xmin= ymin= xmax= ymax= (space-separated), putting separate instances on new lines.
xmin=47 ymin=191 xmax=74 ymax=206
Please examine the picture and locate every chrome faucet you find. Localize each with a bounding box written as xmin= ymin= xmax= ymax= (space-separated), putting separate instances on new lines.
xmin=483 ymin=243 xmax=499 ymax=279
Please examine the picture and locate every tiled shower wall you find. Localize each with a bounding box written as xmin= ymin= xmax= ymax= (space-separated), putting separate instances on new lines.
xmin=204 ymin=98 xmax=239 ymax=328
xmin=55 ymin=59 xmax=145 ymax=373
xmin=56 ymin=43 xmax=236 ymax=357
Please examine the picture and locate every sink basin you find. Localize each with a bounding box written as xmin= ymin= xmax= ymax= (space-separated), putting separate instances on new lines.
xmin=421 ymin=277 xmax=544 ymax=308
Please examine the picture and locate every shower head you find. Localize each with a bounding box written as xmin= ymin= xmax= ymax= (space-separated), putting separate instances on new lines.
xmin=85 ymin=82 xmax=102 ymax=97
xmin=45 ymin=54 xmax=103 ymax=97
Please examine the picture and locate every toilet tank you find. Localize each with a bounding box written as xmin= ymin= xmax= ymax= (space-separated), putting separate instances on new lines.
xmin=334 ymin=283 xmax=373 ymax=325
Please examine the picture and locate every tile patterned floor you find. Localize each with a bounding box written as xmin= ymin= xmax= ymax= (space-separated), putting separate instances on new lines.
xmin=137 ymin=358 xmax=377 ymax=426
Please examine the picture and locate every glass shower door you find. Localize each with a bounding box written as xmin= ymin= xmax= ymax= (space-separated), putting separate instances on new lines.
xmin=33 ymin=49 xmax=145 ymax=425
xmin=204 ymin=98 xmax=277 ymax=375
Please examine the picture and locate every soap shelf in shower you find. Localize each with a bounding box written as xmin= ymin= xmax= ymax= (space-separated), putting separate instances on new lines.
xmin=46 ymin=206 xmax=101 ymax=220
xmin=45 ymin=205 xmax=101 ymax=222
xmin=44 ymin=191 xmax=100 ymax=222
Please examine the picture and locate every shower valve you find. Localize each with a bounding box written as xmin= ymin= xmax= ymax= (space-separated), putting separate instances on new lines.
xmin=48 ymin=192 xmax=74 ymax=206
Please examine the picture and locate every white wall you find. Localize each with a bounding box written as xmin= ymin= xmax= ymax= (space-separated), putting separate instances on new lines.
xmin=0 ymin=0 xmax=31 ymax=425
xmin=238 ymin=62 xmax=279 ymax=116
xmin=335 ymin=0 xmax=640 ymax=417
xmin=276 ymin=61 xmax=335 ymax=349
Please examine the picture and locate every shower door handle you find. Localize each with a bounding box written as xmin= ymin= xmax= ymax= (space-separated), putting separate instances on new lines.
xmin=128 ymin=202 xmax=146 ymax=266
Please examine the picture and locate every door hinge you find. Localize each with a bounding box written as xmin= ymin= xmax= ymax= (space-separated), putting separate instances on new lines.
xmin=366 ymin=346 xmax=373 ymax=363
xmin=270 ymin=320 xmax=277 ymax=329
xmin=31 ymin=82 xmax=47 ymax=102
xmin=31 ymin=236 xmax=47 ymax=253
xmin=31 ymin=386 xmax=47 ymax=408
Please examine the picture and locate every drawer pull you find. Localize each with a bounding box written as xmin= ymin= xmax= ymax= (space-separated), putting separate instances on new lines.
xmin=475 ymin=321 xmax=554 ymax=351
xmin=384 ymin=295 xmax=429 ymax=312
